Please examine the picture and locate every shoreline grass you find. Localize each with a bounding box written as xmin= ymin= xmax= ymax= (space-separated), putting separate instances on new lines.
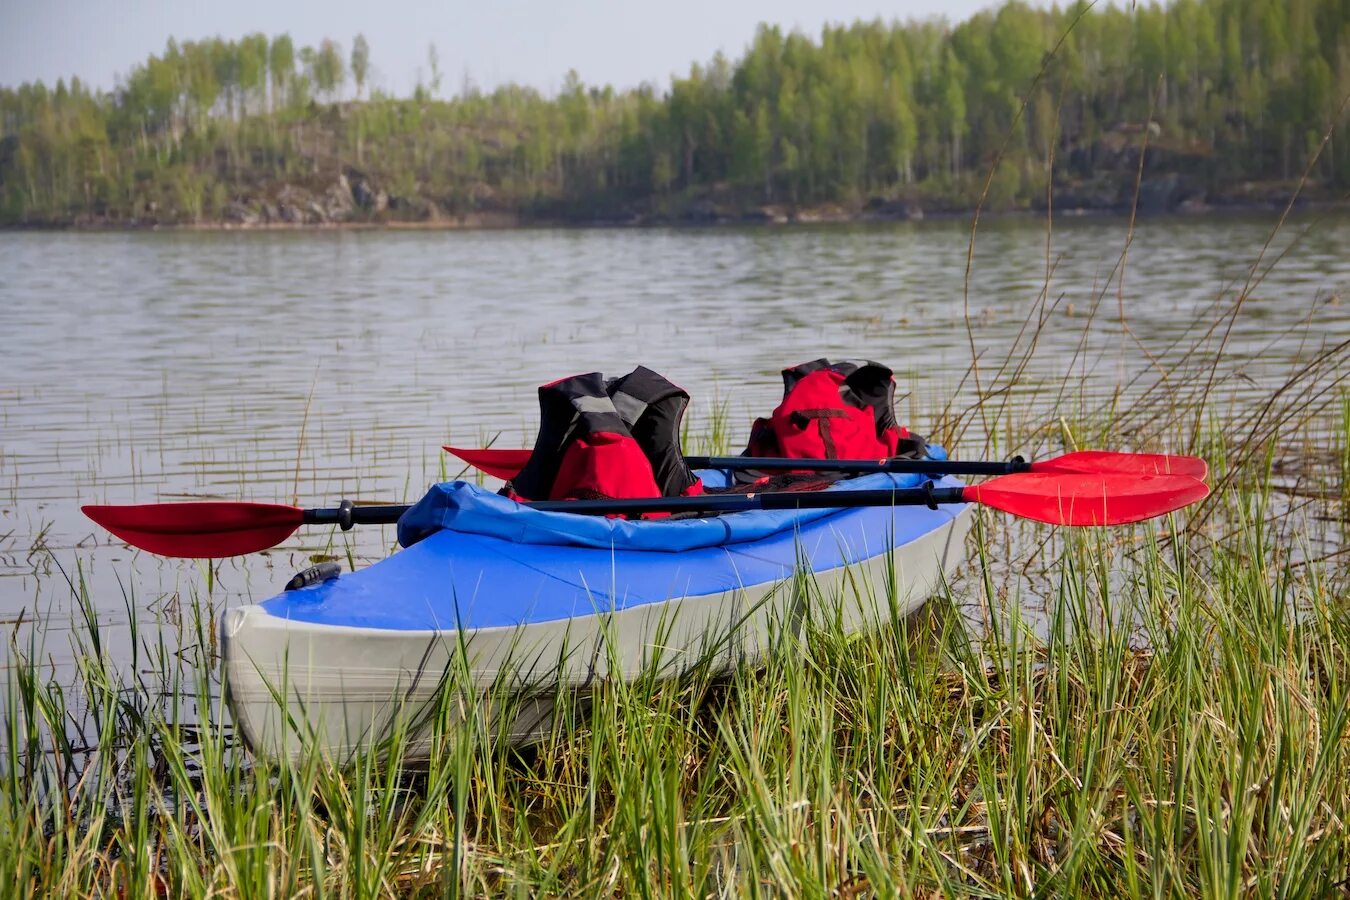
xmin=2 ymin=400 xmax=1347 ymax=896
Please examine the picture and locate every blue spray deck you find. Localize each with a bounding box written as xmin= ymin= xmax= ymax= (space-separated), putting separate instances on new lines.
xmin=260 ymin=471 xmax=967 ymax=632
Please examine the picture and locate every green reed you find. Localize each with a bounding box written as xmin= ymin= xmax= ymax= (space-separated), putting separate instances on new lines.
xmin=1339 ymin=391 xmax=1349 ymax=510
xmin=1 ymin=401 xmax=1346 ymax=897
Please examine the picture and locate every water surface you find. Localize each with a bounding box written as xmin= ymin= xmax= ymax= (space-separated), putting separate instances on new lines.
xmin=2 ymin=214 xmax=1347 ymax=673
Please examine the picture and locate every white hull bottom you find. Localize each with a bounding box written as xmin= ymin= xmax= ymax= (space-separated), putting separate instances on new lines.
xmin=222 ymin=507 xmax=973 ymax=761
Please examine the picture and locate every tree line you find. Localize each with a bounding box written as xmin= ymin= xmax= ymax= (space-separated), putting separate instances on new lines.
xmin=1 ymin=0 xmax=1348 ymax=226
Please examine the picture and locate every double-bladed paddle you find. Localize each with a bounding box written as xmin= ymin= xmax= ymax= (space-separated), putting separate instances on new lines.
xmin=82 ymin=469 xmax=1210 ymax=559
xmin=443 ymin=446 xmax=1209 ymax=482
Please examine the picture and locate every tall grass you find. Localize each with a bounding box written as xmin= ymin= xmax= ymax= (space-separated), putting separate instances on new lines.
xmin=2 ymin=397 xmax=1347 ymax=897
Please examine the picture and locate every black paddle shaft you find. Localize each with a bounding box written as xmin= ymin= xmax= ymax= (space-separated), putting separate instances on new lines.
xmin=304 ymin=500 xmax=410 ymax=529
xmin=301 ymin=483 xmax=968 ymax=526
xmin=529 ymin=485 xmax=968 ymax=515
xmin=686 ymin=455 xmax=1027 ymax=476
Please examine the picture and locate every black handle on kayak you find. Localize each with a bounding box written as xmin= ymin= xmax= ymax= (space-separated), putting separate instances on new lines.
xmin=685 ymin=455 xmax=1027 ymax=476
xmin=298 ymin=484 xmax=967 ymax=525
xmin=284 ymin=561 xmax=343 ymax=590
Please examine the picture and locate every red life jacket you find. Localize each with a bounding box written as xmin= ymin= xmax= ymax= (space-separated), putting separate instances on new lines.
xmin=605 ymin=366 xmax=703 ymax=498
xmin=744 ymin=359 xmax=913 ymax=460
xmin=509 ymin=367 xmax=701 ymax=502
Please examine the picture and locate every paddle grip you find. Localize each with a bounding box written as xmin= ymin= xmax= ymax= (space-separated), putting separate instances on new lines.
xmin=304 ymin=504 xmax=409 ymax=527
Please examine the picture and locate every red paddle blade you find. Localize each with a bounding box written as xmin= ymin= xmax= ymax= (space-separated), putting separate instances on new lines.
xmin=443 ymin=446 xmax=531 ymax=480
xmin=963 ymin=472 xmax=1209 ymax=526
xmin=82 ymin=502 xmax=305 ymax=558
xmin=1031 ymin=450 xmax=1208 ymax=480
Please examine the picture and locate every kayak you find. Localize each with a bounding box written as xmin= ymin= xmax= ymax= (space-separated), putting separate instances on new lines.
xmin=221 ymin=469 xmax=973 ymax=760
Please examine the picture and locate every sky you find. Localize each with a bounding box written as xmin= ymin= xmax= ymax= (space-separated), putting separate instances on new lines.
xmin=1 ymin=0 xmax=1009 ymax=98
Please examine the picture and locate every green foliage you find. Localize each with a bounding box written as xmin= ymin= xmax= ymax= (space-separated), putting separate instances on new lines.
xmin=2 ymin=0 xmax=1349 ymax=226
xmin=350 ymin=34 xmax=370 ymax=100
xmin=310 ymin=38 xmax=345 ymax=102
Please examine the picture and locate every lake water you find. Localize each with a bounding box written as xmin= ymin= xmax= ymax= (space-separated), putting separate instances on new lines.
xmin=2 ymin=213 xmax=1347 ymax=676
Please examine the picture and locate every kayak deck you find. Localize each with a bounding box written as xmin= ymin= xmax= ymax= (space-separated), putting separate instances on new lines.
xmin=261 ymin=473 xmax=967 ymax=632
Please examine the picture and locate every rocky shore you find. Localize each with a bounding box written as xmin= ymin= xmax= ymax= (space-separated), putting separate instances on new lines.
xmin=10 ymin=165 xmax=1341 ymax=232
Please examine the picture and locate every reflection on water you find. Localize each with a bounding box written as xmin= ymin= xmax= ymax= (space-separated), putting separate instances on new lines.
xmin=1 ymin=214 xmax=1347 ymax=667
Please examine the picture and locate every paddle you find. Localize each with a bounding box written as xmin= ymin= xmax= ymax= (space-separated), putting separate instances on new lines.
xmin=82 ymin=470 xmax=1209 ymax=558
xmin=445 ymin=446 xmax=1208 ymax=481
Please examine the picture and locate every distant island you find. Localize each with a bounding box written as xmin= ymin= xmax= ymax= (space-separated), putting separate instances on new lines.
xmin=2 ymin=0 xmax=1347 ymax=229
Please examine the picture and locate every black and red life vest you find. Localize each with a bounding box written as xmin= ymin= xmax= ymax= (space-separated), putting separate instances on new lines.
xmin=508 ymin=359 xmax=925 ymax=503
xmin=508 ymin=366 xmax=702 ymax=502
xmin=742 ymin=358 xmax=926 ymax=461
